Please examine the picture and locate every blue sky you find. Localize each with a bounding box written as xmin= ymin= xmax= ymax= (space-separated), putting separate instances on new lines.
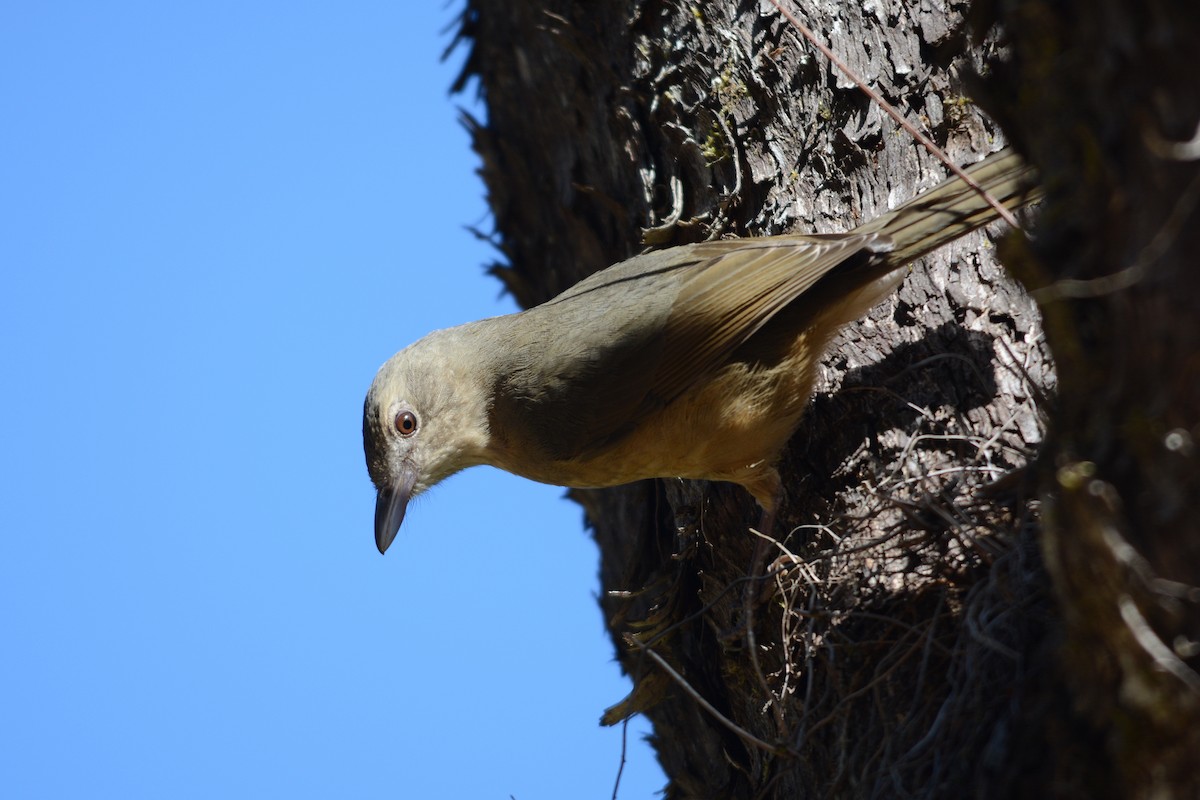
xmin=1 ymin=3 xmax=664 ymax=797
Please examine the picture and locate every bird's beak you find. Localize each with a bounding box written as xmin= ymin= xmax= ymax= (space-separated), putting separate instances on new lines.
xmin=374 ymin=467 xmax=417 ymax=555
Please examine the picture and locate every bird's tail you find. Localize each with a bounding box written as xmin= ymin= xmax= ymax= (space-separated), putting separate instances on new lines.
xmin=860 ymin=147 xmax=1040 ymax=266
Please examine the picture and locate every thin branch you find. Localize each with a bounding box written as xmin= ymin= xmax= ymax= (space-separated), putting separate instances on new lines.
xmin=631 ymin=640 xmax=788 ymax=757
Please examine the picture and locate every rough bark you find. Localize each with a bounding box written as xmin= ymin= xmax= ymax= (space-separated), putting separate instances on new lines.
xmin=450 ymin=0 xmax=1197 ymax=797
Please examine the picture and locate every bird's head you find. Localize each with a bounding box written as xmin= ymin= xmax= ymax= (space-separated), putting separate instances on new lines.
xmin=362 ymin=329 xmax=492 ymax=554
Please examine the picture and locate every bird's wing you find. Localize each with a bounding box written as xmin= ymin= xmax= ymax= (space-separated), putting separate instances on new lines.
xmin=490 ymin=235 xmax=885 ymax=461
xmin=648 ymin=234 xmax=887 ymax=412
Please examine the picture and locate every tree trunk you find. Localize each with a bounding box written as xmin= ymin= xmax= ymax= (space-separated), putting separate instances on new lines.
xmin=985 ymin=0 xmax=1200 ymax=796
xmin=452 ymin=0 xmax=1198 ymax=797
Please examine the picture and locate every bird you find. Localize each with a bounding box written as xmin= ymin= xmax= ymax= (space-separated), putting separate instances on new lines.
xmin=363 ymin=147 xmax=1037 ymax=554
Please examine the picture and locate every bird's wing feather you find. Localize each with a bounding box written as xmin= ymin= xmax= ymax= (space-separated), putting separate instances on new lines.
xmin=649 ymin=234 xmax=884 ymax=411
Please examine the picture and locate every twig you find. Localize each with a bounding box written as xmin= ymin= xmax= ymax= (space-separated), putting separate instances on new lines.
xmin=631 ymin=640 xmax=787 ymax=756
xmin=1032 ymin=167 xmax=1200 ymax=301
xmin=1119 ymin=596 xmax=1200 ymax=695
xmin=610 ymin=716 xmax=629 ymax=800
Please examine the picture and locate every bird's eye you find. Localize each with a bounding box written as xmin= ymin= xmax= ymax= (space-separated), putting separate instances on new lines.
xmin=395 ymin=411 xmax=418 ymax=437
